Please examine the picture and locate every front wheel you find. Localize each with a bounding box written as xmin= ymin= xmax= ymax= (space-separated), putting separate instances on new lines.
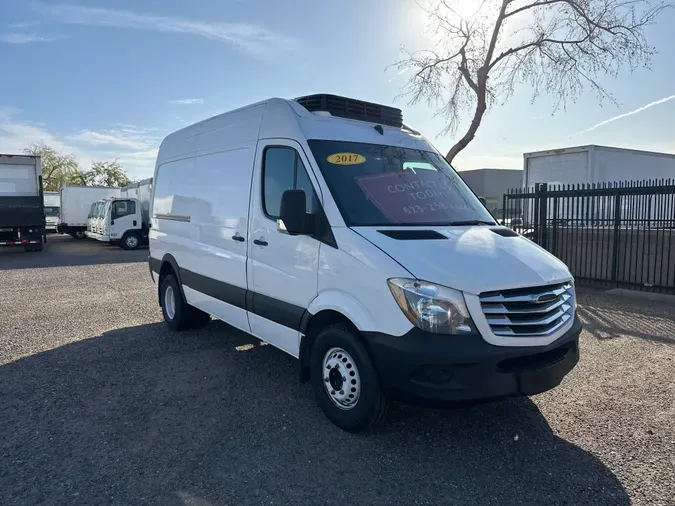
xmin=73 ymin=230 xmax=86 ymax=240
xmin=310 ymin=324 xmax=389 ymax=432
xmin=121 ymin=232 xmax=141 ymax=250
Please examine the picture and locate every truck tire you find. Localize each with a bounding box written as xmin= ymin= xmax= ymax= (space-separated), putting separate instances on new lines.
xmin=160 ymin=273 xmax=211 ymax=331
xmin=121 ymin=232 xmax=141 ymax=250
xmin=72 ymin=230 xmax=86 ymax=240
xmin=310 ymin=324 xmax=389 ymax=432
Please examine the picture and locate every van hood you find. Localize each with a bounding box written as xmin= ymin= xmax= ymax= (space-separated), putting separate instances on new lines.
xmin=354 ymin=226 xmax=572 ymax=295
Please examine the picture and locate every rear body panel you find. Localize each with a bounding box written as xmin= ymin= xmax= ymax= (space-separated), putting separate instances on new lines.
xmin=0 ymin=154 xmax=44 ymax=248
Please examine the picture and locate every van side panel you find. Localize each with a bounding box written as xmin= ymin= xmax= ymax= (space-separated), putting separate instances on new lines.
xmin=151 ymin=145 xmax=255 ymax=333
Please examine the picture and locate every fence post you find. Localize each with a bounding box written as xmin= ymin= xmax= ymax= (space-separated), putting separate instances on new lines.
xmin=611 ymin=192 xmax=622 ymax=282
xmin=537 ymin=183 xmax=548 ymax=248
xmin=502 ymin=192 xmax=507 ymax=225
xmin=552 ymin=196 xmax=558 ymax=256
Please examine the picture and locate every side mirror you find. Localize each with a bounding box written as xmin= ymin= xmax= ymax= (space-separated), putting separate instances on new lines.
xmin=278 ymin=190 xmax=309 ymax=235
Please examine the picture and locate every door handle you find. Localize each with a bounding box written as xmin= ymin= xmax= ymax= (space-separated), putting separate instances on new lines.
xmin=253 ymin=238 xmax=268 ymax=246
xmin=232 ymin=235 xmax=245 ymax=242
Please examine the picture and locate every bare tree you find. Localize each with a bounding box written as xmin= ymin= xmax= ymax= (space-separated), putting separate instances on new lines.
xmin=394 ymin=0 xmax=668 ymax=162
xmin=23 ymin=143 xmax=81 ymax=191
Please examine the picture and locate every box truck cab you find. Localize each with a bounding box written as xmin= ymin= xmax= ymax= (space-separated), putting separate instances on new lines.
xmin=43 ymin=191 xmax=61 ymax=232
xmin=149 ymin=95 xmax=581 ymax=431
xmin=86 ymin=196 xmax=147 ymax=249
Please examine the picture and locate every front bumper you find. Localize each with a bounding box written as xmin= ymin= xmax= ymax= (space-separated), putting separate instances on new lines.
xmin=364 ymin=316 xmax=581 ymax=403
xmin=85 ymin=231 xmax=110 ymax=242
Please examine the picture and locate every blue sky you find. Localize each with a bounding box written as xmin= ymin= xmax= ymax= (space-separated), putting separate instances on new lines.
xmin=1 ymin=0 xmax=674 ymax=179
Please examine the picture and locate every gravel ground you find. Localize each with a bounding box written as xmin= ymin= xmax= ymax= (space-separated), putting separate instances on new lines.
xmin=0 ymin=235 xmax=673 ymax=505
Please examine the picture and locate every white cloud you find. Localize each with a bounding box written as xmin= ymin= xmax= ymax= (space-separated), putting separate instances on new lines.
xmin=0 ymin=110 xmax=158 ymax=179
xmin=1 ymin=32 xmax=65 ymax=44
xmin=70 ymin=129 xmax=158 ymax=151
xmin=35 ymin=3 xmax=297 ymax=57
xmin=10 ymin=21 xmax=41 ymax=29
xmin=574 ymin=94 xmax=675 ymax=136
xmin=169 ymin=98 xmax=204 ymax=105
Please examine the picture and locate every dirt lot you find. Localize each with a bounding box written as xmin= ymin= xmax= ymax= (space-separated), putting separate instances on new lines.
xmin=1 ymin=235 xmax=673 ymax=505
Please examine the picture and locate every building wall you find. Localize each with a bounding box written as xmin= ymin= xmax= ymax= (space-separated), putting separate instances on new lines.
xmin=459 ymin=168 xmax=523 ymax=215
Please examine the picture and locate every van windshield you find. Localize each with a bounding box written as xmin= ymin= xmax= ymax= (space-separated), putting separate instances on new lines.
xmin=307 ymin=140 xmax=494 ymax=227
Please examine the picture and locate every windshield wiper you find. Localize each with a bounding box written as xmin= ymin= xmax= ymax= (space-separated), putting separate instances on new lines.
xmin=448 ymin=220 xmax=496 ymax=226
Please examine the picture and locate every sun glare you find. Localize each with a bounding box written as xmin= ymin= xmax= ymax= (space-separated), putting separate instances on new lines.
xmin=450 ymin=0 xmax=481 ymax=20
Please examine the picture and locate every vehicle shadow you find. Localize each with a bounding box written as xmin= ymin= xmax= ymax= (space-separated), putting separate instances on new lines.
xmin=0 ymin=234 xmax=147 ymax=270
xmin=577 ymin=289 xmax=675 ymax=345
xmin=0 ymin=320 xmax=629 ymax=506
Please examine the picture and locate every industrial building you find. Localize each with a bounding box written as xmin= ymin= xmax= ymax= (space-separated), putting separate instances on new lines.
xmin=458 ymin=168 xmax=523 ymax=216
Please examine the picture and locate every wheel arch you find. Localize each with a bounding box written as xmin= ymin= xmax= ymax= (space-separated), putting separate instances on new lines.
xmin=157 ymin=254 xmax=187 ymax=306
xmin=298 ymin=292 xmax=378 ymax=383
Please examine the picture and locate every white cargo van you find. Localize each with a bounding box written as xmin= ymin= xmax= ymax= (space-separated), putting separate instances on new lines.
xmin=149 ymin=95 xmax=581 ymax=431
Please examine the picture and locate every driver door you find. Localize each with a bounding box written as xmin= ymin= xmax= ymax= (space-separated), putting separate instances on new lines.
xmin=109 ymin=199 xmax=137 ymax=241
xmin=247 ymin=140 xmax=322 ymax=357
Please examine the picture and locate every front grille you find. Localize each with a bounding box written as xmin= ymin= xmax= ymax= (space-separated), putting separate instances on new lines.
xmin=479 ymin=283 xmax=574 ymax=337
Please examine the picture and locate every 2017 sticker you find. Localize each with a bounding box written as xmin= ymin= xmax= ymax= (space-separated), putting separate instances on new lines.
xmin=327 ymin=153 xmax=366 ymax=165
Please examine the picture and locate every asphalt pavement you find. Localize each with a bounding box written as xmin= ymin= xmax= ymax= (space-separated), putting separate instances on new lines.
xmin=0 ymin=235 xmax=673 ymax=505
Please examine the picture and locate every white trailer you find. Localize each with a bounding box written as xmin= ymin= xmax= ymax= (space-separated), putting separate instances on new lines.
xmin=0 ymin=154 xmax=44 ymax=251
xmin=58 ymin=186 xmax=121 ymax=239
xmin=85 ymin=178 xmax=152 ymax=249
xmin=523 ymin=145 xmax=675 ymax=188
xmin=522 ymin=145 xmax=675 ymax=225
xmin=43 ymin=191 xmax=61 ymax=231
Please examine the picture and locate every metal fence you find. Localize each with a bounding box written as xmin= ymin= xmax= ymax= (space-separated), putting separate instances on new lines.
xmin=502 ymin=180 xmax=675 ymax=294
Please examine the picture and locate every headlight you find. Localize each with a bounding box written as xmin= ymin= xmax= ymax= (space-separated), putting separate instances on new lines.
xmin=387 ymin=278 xmax=477 ymax=335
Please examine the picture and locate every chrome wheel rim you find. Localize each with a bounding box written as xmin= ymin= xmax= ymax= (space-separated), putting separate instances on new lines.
xmin=165 ymin=285 xmax=176 ymax=320
xmin=126 ymin=235 xmax=139 ymax=248
xmin=323 ymin=347 xmax=361 ymax=410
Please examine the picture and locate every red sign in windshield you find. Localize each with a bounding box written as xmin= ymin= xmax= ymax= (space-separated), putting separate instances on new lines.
xmin=356 ymin=171 xmax=472 ymax=223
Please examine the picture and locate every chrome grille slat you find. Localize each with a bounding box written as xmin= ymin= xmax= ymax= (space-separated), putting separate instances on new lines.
xmin=492 ymin=313 xmax=572 ymax=336
xmin=480 ymin=283 xmax=574 ymax=338
xmin=481 ymin=293 xmax=571 ymax=314
xmin=479 ymin=283 xmax=571 ymax=303
xmin=486 ymin=305 xmax=571 ymax=326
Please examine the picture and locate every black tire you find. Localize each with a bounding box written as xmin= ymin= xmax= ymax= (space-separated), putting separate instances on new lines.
xmin=310 ymin=324 xmax=389 ymax=432
xmin=121 ymin=232 xmax=141 ymax=250
xmin=159 ymin=273 xmax=211 ymax=331
xmin=71 ymin=230 xmax=86 ymax=240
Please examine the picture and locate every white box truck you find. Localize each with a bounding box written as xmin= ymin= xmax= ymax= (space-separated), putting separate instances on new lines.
xmin=522 ymin=145 xmax=675 ymax=225
xmin=85 ymin=178 xmax=152 ymax=249
xmin=148 ymin=94 xmax=581 ymax=431
xmin=58 ymin=186 xmax=121 ymax=239
xmin=524 ymin=145 xmax=675 ymax=188
xmin=0 ymin=154 xmax=44 ymax=252
xmin=43 ymin=191 xmax=61 ymax=232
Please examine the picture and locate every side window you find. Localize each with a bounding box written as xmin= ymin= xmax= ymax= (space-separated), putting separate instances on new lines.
xmin=263 ymin=148 xmax=295 ymax=219
xmin=295 ymin=158 xmax=318 ymax=214
xmin=262 ymin=147 xmax=318 ymax=219
xmin=112 ymin=200 xmax=136 ymax=220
